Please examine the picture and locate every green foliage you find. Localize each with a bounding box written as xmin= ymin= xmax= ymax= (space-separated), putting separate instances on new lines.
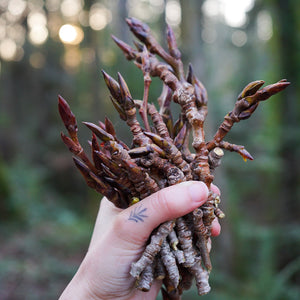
xmin=3 ymin=158 xmax=49 ymax=224
xmin=0 ymin=158 xmax=94 ymax=299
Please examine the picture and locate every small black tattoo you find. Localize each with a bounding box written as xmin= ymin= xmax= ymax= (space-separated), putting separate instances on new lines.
xmin=128 ymin=205 xmax=148 ymax=223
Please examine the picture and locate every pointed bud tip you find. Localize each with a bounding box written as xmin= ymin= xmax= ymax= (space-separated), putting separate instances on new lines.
xmin=82 ymin=121 xmax=97 ymax=131
xmin=58 ymin=94 xmax=68 ymax=107
xmin=83 ymin=121 xmax=99 ymax=131
xmin=72 ymin=156 xmax=79 ymax=163
xmin=117 ymin=72 xmax=126 ymax=88
xmin=117 ymin=72 xmax=132 ymax=97
xmin=280 ymin=81 xmax=291 ymax=87
xmin=82 ymin=121 xmax=92 ymax=126
xmin=126 ymin=17 xmax=140 ymax=26
xmin=101 ymin=70 xmax=111 ymax=84
xmin=101 ymin=69 xmax=107 ymax=77
xmin=72 ymin=156 xmax=85 ymax=169
xmin=60 ymin=131 xmax=67 ymax=139
xmin=125 ymin=17 xmax=132 ymax=25
xmin=143 ymin=131 xmax=154 ymax=137
xmin=242 ymin=153 xmax=254 ymax=161
xmin=111 ymin=34 xmax=122 ymax=46
xmin=266 ymin=81 xmax=291 ymax=95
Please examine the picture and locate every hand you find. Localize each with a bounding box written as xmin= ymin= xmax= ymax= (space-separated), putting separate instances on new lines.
xmin=59 ymin=181 xmax=221 ymax=300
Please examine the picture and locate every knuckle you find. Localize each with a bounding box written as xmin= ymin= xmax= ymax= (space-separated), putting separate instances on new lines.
xmin=112 ymin=212 xmax=127 ymax=235
xmin=111 ymin=209 xmax=149 ymax=245
xmin=110 ymin=213 xmax=130 ymax=242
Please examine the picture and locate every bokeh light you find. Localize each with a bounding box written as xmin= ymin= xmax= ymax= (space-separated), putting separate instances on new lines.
xmin=7 ymin=0 xmax=27 ymax=16
xmin=202 ymin=0 xmax=219 ymax=18
xmin=0 ymin=38 xmax=17 ymax=61
xmin=221 ymin=0 xmax=254 ymax=28
xmin=165 ymin=0 xmax=181 ymax=26
xmin=45 ymin=0 xmax=61 ymax=12
xmin=89 ymin=3 xmax=112 ymax=31
xmin=0 ymin=23 xmax=6 ymax=40
xmin=231 ymin=30 xmax=247 ymax=47
xmin=7 ymin=24 xmax=26 ymax=46
xmin=5 ymin=10 xmax=21 ymax=22
xmin=27 ymin=11 xmax=47 ymax=28
xmin=0 ymin=0 xmax=8 ymax=10
xmin=27 ymin=10 xmax=48 ymax=45
xmin=59 ymin=24 xmax=84 ymax=45
xmin=29 ymin=26 xmax=48 ymax=45
xmin=202 ymin=0 xmax=255 ymax=28
xmin=257 ymin=10 xmax=273 ymax=41
xmin=127 ymin=0 xmax=164 ymax=22
xmin=202 ymin=27 xmax=217 ymax=44
xmin=60 ymin=0 xmax=83 ymax=18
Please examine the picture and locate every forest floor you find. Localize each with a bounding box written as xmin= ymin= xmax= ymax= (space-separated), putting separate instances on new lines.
xmin=0 ymin=220 xmax=90 ymax=300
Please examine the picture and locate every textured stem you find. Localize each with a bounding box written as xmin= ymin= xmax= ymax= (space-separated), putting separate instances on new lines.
xmin=130 ymin=220 xmax=175 ymax=278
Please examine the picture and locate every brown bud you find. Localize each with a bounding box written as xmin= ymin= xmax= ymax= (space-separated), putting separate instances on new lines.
xmin=58 ymin=95 xmax=78 ymax=141
xmin=105 ymin=117 xmax=116 ymax=138
xmin=101 ymin=70 xmax=122 ymax=103
xmin=186 ymin=63 xmax=194 ymax=84
xmin=109 ymin=96 xmax=127 ymax=121
xmin=60 ymin=132 xmax=81 ymax=155
xmin=255 ymin=80 xmax=290 ymax=101
xmin=166 ymin=24 xmax=181 ymax=59
xmin=72 ymin=157 xmax=95 ymax=189
xmin=83 ymin=122 xmax=114 ymax=142
xmin=238 ymin=103 xmax=259 ymax=120
xmin=117 ymin=73 xmax=133 ymax=107
xmin=111 ymin=35 xmax=137 ymax=60
xmin=126 ymin=17 xmax=151 ymax=45
xmin=238 ymin=80 xmax=265 ymax=100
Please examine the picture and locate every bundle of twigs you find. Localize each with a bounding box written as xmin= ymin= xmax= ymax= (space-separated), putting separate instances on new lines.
xmin=58 ymin=18 xmax=289 ymax=298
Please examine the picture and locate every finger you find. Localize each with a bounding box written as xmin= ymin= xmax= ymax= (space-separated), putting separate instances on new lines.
xmin=97 ymin=197 xmax=122 ymax=227
xmin=210 ymin=183 xmax=221 ymax=237
xmin=89 ymin=198 xmax=122 ymax=248
xmin=211 ymin=183 xmax=220 ymax=195
xmin=112 ymin=181 xmax=209 ymax=245
xmin=211 ymin=217 xmax=221 ymax=236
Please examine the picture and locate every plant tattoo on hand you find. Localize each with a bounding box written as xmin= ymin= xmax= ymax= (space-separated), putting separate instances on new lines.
xmin=128 ymin=205 xmax=148 ymax=223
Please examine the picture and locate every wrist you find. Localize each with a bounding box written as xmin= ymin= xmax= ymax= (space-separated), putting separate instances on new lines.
xmin=59 ymin=262 xmax=98 ymax=300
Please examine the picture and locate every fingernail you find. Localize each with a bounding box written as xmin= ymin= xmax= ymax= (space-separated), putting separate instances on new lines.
xmin=182 ymin=181 xmax=209 ymax=203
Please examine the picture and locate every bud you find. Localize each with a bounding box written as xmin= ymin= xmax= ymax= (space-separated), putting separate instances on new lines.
xmin=83 ymin=122 xmax=114 ymax=142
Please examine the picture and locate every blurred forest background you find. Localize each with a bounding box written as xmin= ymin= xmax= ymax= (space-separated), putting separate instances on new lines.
xmin=0 ymin=0 xmax=299 ymax=299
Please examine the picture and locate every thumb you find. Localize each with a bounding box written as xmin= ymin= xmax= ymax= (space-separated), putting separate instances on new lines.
xmin=113 ymin=181 xmax=209 ymax=245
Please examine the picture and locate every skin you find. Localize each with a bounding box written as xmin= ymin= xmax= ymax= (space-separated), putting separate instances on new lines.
xmin=59 ymin=181 xmax=221 ymax=300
